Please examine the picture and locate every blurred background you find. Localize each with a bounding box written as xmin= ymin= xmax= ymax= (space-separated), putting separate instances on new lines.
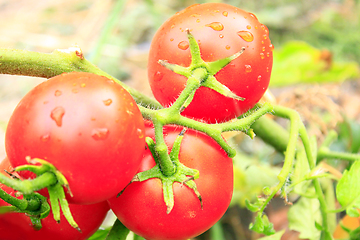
xmin=0 ymin=0 xmax=360 ymax=239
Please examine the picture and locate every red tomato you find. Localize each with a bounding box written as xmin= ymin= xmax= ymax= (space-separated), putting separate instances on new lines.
xmin=5 ymin=72 xmax=145 ymax=204
xmin=0 ymin=157 xmax=110 ymax=240
xmin=148 ymin=3 xmax=273 ymax=123
xmin=108 ymin=125 xmax=233 ymax=240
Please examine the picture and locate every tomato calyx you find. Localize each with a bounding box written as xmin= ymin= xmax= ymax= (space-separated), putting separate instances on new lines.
xmin=125 ymin=132 xmax=202 ymax=214
xmin=158 ymin=29 xmax=246 ymax=110
xmin=0 ymin=157 xmax=81 ymax=232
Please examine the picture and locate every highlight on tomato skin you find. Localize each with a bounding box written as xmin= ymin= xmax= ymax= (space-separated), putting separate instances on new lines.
xmin=5 ymin=72 xmax=146 ymax=205
xmin=0 ymin=157 xmax=110 ymax=240
xmin=108 ymin=124 xmax=234 ymax=240
xmin=148 ymin=2 xmax=273 ymax=123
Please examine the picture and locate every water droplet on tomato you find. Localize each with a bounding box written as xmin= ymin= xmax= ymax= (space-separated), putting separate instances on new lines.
xmin=91 ymin=128 xmax=109 ymax=140
xmin=249 ymin=13 xmax=258 ymax=20
xmin=246 ymin=25 xmax=251 ymax=29
xmin=50 ymin=107 xmax=65 ymax=127
xmin=137 ymin=128 xmax=144 ymax=139
xmin=190 ymin=13 xmax=201 ymax=17
xmin=219 ymin=34 xmax=224 ymax=38
xmin=225 ymin=45 xmax=231 ymax=50
xmin=40 ymin=134 xmax=50 ymax=142
xmin=196 ymin=19 xmax=201 ymax=23
xmin=261 ymin=25 xmax=265 ymax=30
xmin=171 ymin=24 xmax=175 ymax=29
xmin=257 ymin=75 xmax=262 ymax=81
xmin=266 ymin=52 xmax=270 ymax=57
xmin=262 ymin=46 xmax=266 ymax=52
xmin=205 ymin=22 xmax=224 ymax=31
xmin=267 ymin=67 xmax=269 ymax=72
xmin=263 ymin=34 xmax=267 ymax=40
xmin=222 ymin=11 xmax=228 ymax=17
xmin=178 ymin=41 xmax=189 ymax=50
xmin=81 ymin=83 xmax=86 ymax=88
xmin=55 ymin=90 xmax=62 ymax=97
xmin=260 ymin=53 xmax=265 ymax=59
xmin=103 ymin=99 xmax=113 ymax=106
xmin=269 ymin=44 xmax=274 ymax=51
xmin=245 ymin=65 xmax=252 ymax=73
xmin=237 ymin=31 xmax=254 ymax=42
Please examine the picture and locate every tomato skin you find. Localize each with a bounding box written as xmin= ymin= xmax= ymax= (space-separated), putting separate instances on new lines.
xmin=0 ymin=158 xmax=110 ymax=240
xmin=148 ymin=3 xmax=273 ymax=123
xmin=108 ymin=125 xmax=233 ymax=240
xmin=5 ymin=72 xmax=145 ymax=204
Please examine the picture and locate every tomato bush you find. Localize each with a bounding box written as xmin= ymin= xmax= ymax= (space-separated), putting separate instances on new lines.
xmin=0 ymin=158 xmax=110 ymax=240
xmin=148 ymin=2 xmax=273 ymax=123
xmin=108 ymin=124 xmax=233 ymax=240
xmin=5 ymin=72 xmax=145 ymax=205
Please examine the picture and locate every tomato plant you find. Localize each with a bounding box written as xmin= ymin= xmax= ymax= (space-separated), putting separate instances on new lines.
xmin=0 ymin=158 xmax=110 ymax=240
xmin=148 ymin=3 xmax=273 ymax=123
xmin=108 ymin=124 xmax=233 ymax=240
xmin=5 ymin=72 xmax=145 ymax=205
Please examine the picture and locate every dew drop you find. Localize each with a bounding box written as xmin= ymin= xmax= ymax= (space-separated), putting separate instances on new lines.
xmin=246 ymin=25 xmax=251 ymax=29
xmin=196 ymin=19 xmax=200 ymax=23
xmin=225 ymin=45 xmax=231 ymax=50
xmin=257 ymin=75 xmax=262 ymax=81
xmin=40 ymin=134 xmax=50 ymax=142
xmin=261 ymin=25 xmax=265 ymax=30
xmin=103 ymin=99 xmax=113 ymax=106
xmin=219 ymin=34 xmax=224 ymax=38
xmin=267 ymin=67 xmax=269 ymax=72
xmin=262 ymin=46 xmax=266 ymax=52
xmin=222 ymin=11 xmax=228 ymax=17
xmin=269 ymin=44 xmax=274 ymax=51
xmin=249 ymin=13 xmax=258 ymax=20
xmin=178 ymin=41 xmax=189 ymax=50
xmin=170 ymin=38 xmax=174 ymax=42
xmin=237 ymin=31 xmax=254 ymax=42
xmin=81 ymin=83 xmax=86 ymax=88
xmin=91 ymin=128 xmax=109 ymax=140
xmin=190 ymin=13 xmax=201 ymax=17
xmin=205 ymin=22 xmax=224 ymax=31
xmin=260 ymin=53 xmax=265 ymax=59
xmin=267 ymin=52 xmax=270 ymax=57
xmin=263 ymin=34 xmax=268 ymax=40
xmin=50 ymin=107 xmax=65 ymax=127
xmin=245 ymin=65 xmax=252 ymax=73
xmin=137 ymin=128 xmax=144 ymax=139
xmin=54 ymin=90 xmax=62 ymax=97
xmin=171 ymin=24 xmax=175 ymax=29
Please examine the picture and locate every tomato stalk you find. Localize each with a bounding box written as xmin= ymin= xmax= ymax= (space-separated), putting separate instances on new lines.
xmin=0 ymin=158 xmax=81 ymax=232
xmin=128 ymin=134 xmax=201 ymax=214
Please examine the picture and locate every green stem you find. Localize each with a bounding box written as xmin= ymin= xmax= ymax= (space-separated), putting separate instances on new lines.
xmin=299 ymin=125 xmax=330 ymax=234
xmin=260 ymin=105 xmax=299 ymax=212
xmin=0 ymin=48 xmax=161 ymax=109
xmin=0 ymin=187 xmax=28 ymax=210
xmin=88 ymin=0 xmax=129 ymax=64
xmin=0 ymin=172 xmax=57 ymax=194
xmin=317 ymin=148 xmax=360 ymax=162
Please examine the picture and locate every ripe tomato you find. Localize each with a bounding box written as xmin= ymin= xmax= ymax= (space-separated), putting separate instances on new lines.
xmin=333 ymin=210 xmax=360 ymax=239
xmin=0 ymin=157 xmax=110 ymax=240
xmin=5 ymin=72 xmax=145 ymax=204
xmin=108 ymin=125 xmax=233 ymax=240
xmin=148 ymin=3 xmax=273 ymax=123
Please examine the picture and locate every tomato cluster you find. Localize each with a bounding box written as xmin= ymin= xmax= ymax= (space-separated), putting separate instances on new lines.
xmin=0 ymin=2 xmax=272 ymax=240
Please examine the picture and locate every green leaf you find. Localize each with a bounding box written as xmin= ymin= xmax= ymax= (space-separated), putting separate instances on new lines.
xmin=270 ymin=41 xmax=360 ymax=87
xmin=258 ymin=230 xmax=285 ymax=240
xmin=336 ymin=161 xmax=360 ymax=210
xmin=88 ymin=229 xmax=111 ymax=240
xmin=249 ymin=213 xmax=276 ymax=236
xmin=288 ymin=196 xmax=321 ymax=240
xmin=106 ymin=219 xmax=130 ymax=240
